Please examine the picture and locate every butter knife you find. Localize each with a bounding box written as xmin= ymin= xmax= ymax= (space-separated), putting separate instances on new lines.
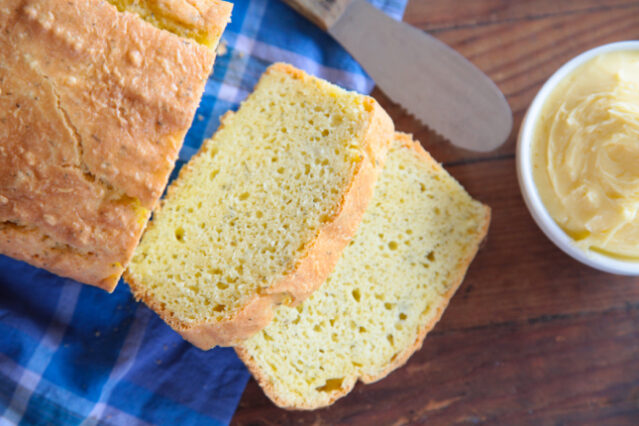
xmin=282 ymin=0 xmax=513 ymax=152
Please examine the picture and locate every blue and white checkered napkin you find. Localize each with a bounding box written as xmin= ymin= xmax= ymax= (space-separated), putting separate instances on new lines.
xmin=0 ymin=0 xmax=406 ymax=424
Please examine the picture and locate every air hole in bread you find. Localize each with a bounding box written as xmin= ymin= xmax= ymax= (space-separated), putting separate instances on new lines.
xmin=352 ymin=288 xmax=361 ymax=302
xmin=316 ymin=378 xmax=343 ymax=393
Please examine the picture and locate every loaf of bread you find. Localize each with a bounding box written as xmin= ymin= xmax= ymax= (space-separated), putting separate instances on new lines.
xmin=125 ymin=63 xmax=394 ymax=349
xmin=0 ymin=0 xmax=231 ymax=291
xmin=236 ymin=133 xmax=490 ymax=409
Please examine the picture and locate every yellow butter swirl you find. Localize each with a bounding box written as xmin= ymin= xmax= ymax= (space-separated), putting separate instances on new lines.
xmin=532 ymin=51 xmax=639 ymax=258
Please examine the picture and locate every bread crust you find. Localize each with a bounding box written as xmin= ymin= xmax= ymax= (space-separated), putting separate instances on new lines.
xmin=125 ymin=63 xmax=394 ymax=348
xmin=235 ymin=133 xmax=491 ymax=409
xmin=0 ymin=0 xmax=230 ymax=290
xmin=152 ymin=0 xmax=232 ymax=37
xmin=0 ymin=222 xmax=143 ymax=292
xmin=234 ymin=344 xmax=358 ymax=409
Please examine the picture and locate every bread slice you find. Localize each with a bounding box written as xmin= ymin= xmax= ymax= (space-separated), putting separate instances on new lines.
xmin=125 ymin=63 xmax=395 ymax=349
xmin=235 ymin=133 xmax=490 ymax=409
xmin=0 ymin=0 xmax=231 ymax=291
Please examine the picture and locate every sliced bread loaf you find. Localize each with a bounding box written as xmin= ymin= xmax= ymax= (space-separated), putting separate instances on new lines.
xmin=235 ymin=133 xmax=490 ymax=409
xmin=0 ymin=0 xmax=230 ymax=291
xmin=125 ymin=63 xmax=394 ymax=348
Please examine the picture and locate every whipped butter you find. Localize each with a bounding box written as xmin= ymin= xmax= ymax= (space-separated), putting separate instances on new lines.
xmin=531 ymin=50 xmax=639 ymax=259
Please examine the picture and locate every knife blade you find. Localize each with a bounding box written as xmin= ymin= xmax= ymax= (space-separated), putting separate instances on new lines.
xmin=282 ymin=0 xmax=513 ymax=152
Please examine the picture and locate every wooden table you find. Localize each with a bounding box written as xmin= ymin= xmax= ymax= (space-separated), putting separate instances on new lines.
xmin=233 ymin=1 xmax=639 ymax=424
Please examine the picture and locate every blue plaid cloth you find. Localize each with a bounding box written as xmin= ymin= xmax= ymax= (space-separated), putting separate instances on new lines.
xmin=0 ymin=0 xmax=407 ymax=424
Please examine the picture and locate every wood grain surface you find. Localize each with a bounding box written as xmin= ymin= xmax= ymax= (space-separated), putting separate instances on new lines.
xmin=233 ymin=1 xmax=639 ymax=424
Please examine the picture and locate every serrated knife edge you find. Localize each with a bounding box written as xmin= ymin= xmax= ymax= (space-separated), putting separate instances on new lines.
xmin=289 ymin=0 xmax=513 ymax=151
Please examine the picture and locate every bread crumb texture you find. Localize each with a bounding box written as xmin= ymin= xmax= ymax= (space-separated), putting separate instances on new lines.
xmin=237 ymin=134 xmax=490 ymax=409
xmin=0 ymin=0 xmax=229 ymax=290
xmin=127 ymin=63 xmax=385 ymax=333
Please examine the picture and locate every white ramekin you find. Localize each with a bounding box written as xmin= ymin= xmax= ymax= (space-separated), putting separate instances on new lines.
xmin=516 ymin=41 xmax=639 ymax=275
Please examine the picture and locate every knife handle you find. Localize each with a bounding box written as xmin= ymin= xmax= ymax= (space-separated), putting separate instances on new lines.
xmin=282 ymin=0 xmax=352 ymax=30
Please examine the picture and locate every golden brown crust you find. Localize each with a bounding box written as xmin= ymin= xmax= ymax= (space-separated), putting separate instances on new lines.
xmin=151 ymin=0 xmax=231 ymax=34
xmin=0 ymin=0 xmax=230 ymax=290
xmin=179 ymin=295 xmax=279 ymax=350
xmin=189 ymin=0 xmax=234 ymax=37
xmin=0 ymin=222 xmax=142 ymax=292
xmin=125 ymin=63 xmax=394 ymax=347
xmin=235 ymin=133 xmax=491 ymax=409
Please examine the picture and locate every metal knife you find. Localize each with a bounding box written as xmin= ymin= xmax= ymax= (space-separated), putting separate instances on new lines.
xmin=282 ymin=0 xmax=513 ymax=152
